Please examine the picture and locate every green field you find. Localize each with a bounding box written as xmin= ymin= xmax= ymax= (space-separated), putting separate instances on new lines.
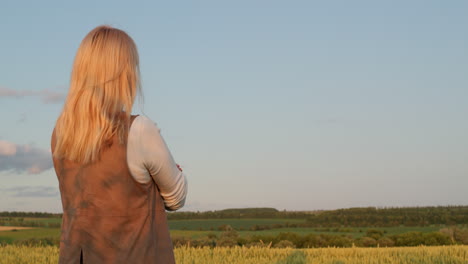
xmin=169 ymin=225 xmax=444 ymax=239
xmin=0 ymin=221 xmax=448 ymax=245
xmin=22 ymin=218 xmax=62 ymax=224
xmin=0 ymin=228 xmax=60 ymax=244
xmin=1 ymin=206 xmax=466 ymax=248
xmin=168 ymin=218 xmax=305 ymax=230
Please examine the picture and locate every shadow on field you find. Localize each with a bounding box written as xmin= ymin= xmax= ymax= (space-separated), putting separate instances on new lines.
xmin=275 ymin=250 xmax=307 ymax=264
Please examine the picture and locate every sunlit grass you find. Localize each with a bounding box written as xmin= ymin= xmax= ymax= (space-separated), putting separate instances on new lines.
xmin=1 ymin=245 xmax=467 ymax=264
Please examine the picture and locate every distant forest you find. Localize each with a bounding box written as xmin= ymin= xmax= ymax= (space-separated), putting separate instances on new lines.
xmin=1 ymin=205 xmax=467 ymax=227
xmin=166 ymin=206 xmax=468 ymax=227
xmin=304 ymin=206 xmax=468 ymax=227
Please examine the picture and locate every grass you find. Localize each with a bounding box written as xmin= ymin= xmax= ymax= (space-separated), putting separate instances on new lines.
xmin=168 ymin=218 xmax=306 ymax=230
xmin=1 ymin=245 xmax=467 ymax=264
xmin=171 ymin=226 xmax=443 ymax=238
xmin=0 ymin=228 xmax=61 ymax=244
xmin=22 ymin=218 xmax=62 ymax=224
xmin=0 ymin=222 xmax=449 ymax=244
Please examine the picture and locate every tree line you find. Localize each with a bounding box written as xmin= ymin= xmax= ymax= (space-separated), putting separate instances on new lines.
xmin=1 ymin=205 xmax=467 ymax=228
xmin=0 ymin=212 xmax=61 ymax=218
xmin=304 ymin=205 xmax=468 ymax=227
xmin=166 ymin=208 xmax=312 ymax=220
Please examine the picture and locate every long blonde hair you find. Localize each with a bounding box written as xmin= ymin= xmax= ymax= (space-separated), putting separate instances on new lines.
xmin=53 ymin=25 xmax=141 ymax=164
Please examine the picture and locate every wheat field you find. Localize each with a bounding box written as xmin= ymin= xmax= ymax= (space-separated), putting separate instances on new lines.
xmin=0 ymin=245 xmax=467 ymax=264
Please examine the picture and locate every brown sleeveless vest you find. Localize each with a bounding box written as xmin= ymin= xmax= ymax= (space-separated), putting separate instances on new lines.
xmin=51 ymin=115 xmax=176 ymax=264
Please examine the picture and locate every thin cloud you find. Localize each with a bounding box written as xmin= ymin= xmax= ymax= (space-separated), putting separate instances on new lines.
xmin=18 ymin=113 xmax=27 ymax=123
xmin=0 ymin=86 xmax=65 ymax=104
xmin=0 ymin=186 xmax=59 ymax=197
xmin=0 ymin=140 xmax=52 ymax=174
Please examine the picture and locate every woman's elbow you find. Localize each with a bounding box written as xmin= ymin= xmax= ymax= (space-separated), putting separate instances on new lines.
xmin=164 ymin=175 xmax=188 ymax=211
xmin=165 ymin=196 xmax=187 ymax=211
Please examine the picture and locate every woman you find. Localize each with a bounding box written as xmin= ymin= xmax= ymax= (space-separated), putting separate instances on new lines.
xmin=51 ymin=25 xmax=187 ymax=264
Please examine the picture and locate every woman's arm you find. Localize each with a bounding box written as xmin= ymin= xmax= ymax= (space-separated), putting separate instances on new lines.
xmin=137 ymin=115 xmax=188 ymax=211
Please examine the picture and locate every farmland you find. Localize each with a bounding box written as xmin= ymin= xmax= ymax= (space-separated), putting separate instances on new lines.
xmin=1 ymin=206 xmax=467 ymax=249
xmin=1 ymin=245 xmax=467 ymax=264
xmin=0 ymin=224 xmax=446 ymax=243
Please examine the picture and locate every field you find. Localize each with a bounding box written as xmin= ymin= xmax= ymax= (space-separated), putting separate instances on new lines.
xmin=0 ymin=245 xmax=467 ymax=264
xmin=0 ymin=219 xmax=445 ymax=244
xmin=0 ymin=206 xmax=468 ymax=251
xmin=0 ymin=228 xmax=61 ymax=245
xmin=169 ymin=218 xmax=306 ymax=230
xmin=0 ymin=227 xmax=35 ymax=231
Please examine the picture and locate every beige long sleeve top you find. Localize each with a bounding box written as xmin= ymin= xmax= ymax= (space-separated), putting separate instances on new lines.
xmin=127 ymin=115 xmax=188 ymax=211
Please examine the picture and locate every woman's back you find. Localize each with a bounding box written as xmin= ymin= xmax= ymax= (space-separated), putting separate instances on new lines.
xmin=51 ymin=25 xmax=185 ymax=264
xmin=52 ymin=115 xmax=176 ymax=264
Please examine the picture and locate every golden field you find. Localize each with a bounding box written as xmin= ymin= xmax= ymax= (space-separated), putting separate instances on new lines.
xmin=0 ymin=245 xmax=467 ymax=264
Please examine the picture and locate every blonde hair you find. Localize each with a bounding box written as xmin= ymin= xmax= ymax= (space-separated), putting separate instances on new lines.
xmin=53 ymin=25 xmax=141 ymax=163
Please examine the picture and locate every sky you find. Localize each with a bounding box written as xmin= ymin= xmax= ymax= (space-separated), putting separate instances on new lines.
xmin=0 ymin=1 xmax=467 ymax=213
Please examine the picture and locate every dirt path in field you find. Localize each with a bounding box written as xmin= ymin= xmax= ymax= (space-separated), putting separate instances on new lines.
xmin=0 ymin=226 xmax=35 ymax=231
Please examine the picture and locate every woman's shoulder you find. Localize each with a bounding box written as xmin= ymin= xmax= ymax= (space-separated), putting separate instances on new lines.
xmin=131 ymin=115 xmax=161 ymax=134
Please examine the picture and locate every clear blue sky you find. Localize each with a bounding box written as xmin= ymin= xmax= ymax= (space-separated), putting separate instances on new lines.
xmin=0 ymin=0 xmax=467 ymax=213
